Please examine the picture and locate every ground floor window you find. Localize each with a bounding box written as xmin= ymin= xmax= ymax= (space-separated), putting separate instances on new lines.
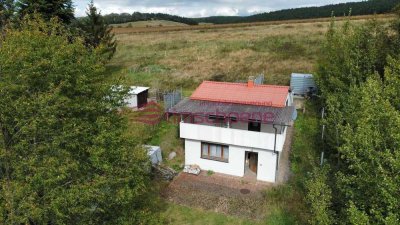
xmin=201 ymin=142 xmax=229 ymax=162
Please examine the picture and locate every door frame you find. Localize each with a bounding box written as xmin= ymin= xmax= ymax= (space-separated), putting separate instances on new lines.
xmin=244 ymin=151 xmax=258 ymax=174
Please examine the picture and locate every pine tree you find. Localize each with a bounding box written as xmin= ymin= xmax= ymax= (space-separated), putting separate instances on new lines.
xmin=80 ymin=1 xmax=116 ymax=59
xmin=16 ymin=0 xmax=74 ymax=24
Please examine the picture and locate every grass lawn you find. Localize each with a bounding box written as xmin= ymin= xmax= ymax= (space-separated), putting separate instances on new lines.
xmin=149 ymin=120 xmax=184 ymax=171
xmin=161 ymin=203 xmax=262 ymax=225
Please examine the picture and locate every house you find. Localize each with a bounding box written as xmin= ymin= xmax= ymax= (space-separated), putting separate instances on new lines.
xmin=126 ymin=86 xmax=149 ymax=108
xmin=168 ymin=79 xmax=295 ymax=183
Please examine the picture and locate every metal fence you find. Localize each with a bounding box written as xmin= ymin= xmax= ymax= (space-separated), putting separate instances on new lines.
xmin=163 ymin=89 xmax=182 ymax=112
xmin=254 ymin=74 xmax=264 ymax=85
xmin=236 ymin=74 xmax=265 ymax=84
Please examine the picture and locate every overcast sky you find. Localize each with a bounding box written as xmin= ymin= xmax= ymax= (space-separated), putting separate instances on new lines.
xmin=73 ymin=0 xmax=362 ymax=18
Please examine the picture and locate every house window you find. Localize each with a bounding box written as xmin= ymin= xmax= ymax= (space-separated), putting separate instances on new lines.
xmin=201 ymin=142 xmax=229 ymax=162
xmin=248 ymin=120 xmax=261 ymax=132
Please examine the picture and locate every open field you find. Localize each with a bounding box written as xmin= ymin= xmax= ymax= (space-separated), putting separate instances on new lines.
xmin=112 ymin=14 xmax=394 ymax=34
xmin=110 ymin=15 xmax=391 ymax=93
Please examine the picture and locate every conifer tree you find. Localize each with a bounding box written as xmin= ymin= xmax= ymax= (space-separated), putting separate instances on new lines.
xmin=17 ymin=0 xmax=74 ymax=24
xmin=79 ymin=1 xmax=116 ymax=59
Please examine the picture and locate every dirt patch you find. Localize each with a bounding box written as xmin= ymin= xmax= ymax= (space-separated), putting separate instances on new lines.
xmin=162 ymin=172 xmax=273 ymax=220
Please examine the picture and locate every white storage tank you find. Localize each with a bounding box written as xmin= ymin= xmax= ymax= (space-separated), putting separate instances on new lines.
xmin=145 ymin=145 xmax=162 ymax=165
xmin=290 ymin=73 xmax=317 ymax=96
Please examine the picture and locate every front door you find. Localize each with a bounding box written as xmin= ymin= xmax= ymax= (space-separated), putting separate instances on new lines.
xmin=248 ymin=152 xmax=258 ymax=173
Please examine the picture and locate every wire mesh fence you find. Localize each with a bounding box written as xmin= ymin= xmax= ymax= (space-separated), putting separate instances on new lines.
xmin=162 ymin=88 xmax=182 ymax=112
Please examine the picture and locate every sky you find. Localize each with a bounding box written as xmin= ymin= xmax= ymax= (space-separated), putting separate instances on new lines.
xmin=73 ymin=0 xmax=363 ymax=18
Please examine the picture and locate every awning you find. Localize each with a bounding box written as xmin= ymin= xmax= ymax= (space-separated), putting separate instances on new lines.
xmin=168 ymin=98 xmax=295 ymax=126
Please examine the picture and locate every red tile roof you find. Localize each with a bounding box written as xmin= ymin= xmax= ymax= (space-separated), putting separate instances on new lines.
xmin=190 ymin=81 xmax=290 ymax=108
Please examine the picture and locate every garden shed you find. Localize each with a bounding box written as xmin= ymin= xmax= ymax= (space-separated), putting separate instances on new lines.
xmin=126 ymin=86 xmax=149 ymax=108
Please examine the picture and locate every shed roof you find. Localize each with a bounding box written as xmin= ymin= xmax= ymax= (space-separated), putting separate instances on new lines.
xmin=169 ymin=98 xmax=295 ymax=125
xmin=291 ymin=73 xmax=313 ymax=78
xmin=190 ymin=81 xmax=289 ymax=108
xmin=129 ymin=86 xmax=149 ymax=95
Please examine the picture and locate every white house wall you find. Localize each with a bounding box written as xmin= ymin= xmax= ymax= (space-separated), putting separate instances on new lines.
xmin=185 ymin=139 xmax=245 ymax=177
xmin=256 ymin=150 xmax=278 ymax=182
xmin=184 ymin=139 xmax=278 ymax=182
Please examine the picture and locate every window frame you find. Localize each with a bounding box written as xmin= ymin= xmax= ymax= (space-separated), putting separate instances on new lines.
xmin=201 ymin=142 xmax=229 ymax=163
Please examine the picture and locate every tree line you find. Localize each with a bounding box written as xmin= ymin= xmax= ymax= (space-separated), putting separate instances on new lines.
xmin=195 ymin=0 xmax=400 ymax=24
xmin=80 ymin=0 xmax=399 ymax=26
xmin=0 ymin=1 xmax=160 ymax=224
xmin=305 ymin=5 xmax=400 ymax=225
xmin=100 ymin=12 xmax=199 ymax=25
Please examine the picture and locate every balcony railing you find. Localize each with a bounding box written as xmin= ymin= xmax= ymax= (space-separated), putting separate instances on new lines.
xmin=180 ymin=121 xmax=286 ymax=152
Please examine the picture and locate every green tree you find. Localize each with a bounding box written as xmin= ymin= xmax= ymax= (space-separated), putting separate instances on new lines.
xmin=316 ymin=17 xmax=396 ymax=158
xmin=315 ymin=13 xmax=400 ymax=225
xmin=0 ymin=17 xmax=157 ymax=224
xmin=305 ymin=166 xmax=334 ymax=225
xmin=337 ymin=75 xmax=400 ymax=224
xmin=79 ymin=1 xmax=116 ymax=59
xmin=16 ymin=0 xmax=74 ymax=24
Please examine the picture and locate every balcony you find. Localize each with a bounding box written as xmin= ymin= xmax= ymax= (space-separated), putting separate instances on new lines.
xmin=179 ymin=121 xmax=286 ymax=152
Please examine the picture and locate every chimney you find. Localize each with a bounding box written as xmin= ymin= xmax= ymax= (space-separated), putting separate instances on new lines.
xmin=247 ymin=76 xmax=255 ymax=88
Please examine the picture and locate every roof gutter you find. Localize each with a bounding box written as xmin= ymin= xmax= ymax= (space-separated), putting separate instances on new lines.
xmin=273 ymin=124 xmax=280 ymax=173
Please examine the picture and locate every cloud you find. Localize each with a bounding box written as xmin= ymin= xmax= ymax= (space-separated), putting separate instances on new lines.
xmin=73 ymin=0 xmax=363 ymax=18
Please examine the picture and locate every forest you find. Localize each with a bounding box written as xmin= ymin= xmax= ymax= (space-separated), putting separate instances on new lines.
xmin=101 ymin=12 xmax=199 ymax=25
xmin=195 ymin=0 xmax=400 ymax=24
xmin=306 ymin=8 xmax=400 ymax=225
xmin=84 ymin=0 xmax=399 ymax=26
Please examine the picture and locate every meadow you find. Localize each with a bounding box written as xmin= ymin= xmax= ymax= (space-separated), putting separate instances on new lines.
xmin=110 ymin=15 xmax=390 ymax=96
